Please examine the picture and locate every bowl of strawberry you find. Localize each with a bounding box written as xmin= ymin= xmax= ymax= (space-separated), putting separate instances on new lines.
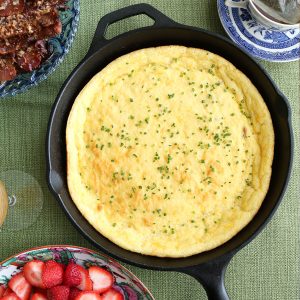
xmin=0 ymin=246 xmax=154 ymax=300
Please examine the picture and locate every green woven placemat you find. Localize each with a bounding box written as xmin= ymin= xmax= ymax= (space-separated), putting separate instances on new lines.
xmin=0 ymin=1 xmax=299 ymax=299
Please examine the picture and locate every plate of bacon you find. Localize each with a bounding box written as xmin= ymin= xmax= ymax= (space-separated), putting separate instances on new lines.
xmin=0 ymin=0 xmax=80 ymax=98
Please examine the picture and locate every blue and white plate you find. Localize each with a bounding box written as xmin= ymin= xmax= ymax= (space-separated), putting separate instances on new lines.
xmin=0 ymin=0 xmax=80 ymax=98
xmin=217 ymin=0 xmax=300 ymax=62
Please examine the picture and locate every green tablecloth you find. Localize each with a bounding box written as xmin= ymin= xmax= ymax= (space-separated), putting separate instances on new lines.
xmin=0 ymin=1 xmax=299 ymax=299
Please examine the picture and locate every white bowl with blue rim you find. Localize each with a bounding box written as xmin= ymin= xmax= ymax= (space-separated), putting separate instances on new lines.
xmin=0 ymin=0 xmax=80 ymax=98
xmin=217 ymin=0 xmax=300 ymax=62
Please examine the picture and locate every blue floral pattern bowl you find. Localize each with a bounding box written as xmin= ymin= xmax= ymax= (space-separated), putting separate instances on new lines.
xmin=0 ymin=0 xmax=80 ymax=98
xmin=0 ymin=246 xmax=155 ymax=299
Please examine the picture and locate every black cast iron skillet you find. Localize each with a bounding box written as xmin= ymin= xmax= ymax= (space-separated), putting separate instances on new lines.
xmin=46 ymin=4 xmax=293 ymax=299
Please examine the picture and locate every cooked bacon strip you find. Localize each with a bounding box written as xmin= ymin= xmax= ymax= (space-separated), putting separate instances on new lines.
xmin=0 ymin=0 xmax=25 ymax=17
xmin=16 ymin=47 xmax=42 ymax=72
xmin=0 ymin=36 xmax=20 ymax=54
xmin=35 ymin=8 xmax=59 ymax=27
xmin=0 ymin=20 xmax=62 ymax=55
xmin=0 ymin=57 xmax=16 ymax=81
xmin=26 ymin=0 xmax=65 ymax=9
xmin=0 ymin=7 xmax=58 ymax=39
xmin=0 ymin=40 xmax=48 ymax=77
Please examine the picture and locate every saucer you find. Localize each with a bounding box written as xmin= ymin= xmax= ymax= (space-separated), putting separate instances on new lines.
xmin=217 ymin=0 xmax=300 ymax=62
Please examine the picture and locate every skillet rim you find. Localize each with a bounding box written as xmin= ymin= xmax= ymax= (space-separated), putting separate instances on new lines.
xmin=46 ymin=23 xmax=294 ymax=270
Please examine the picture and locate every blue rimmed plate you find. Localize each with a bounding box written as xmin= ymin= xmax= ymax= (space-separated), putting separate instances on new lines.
xmin=0 ymin=0 xmax=80 ymax=98
xmin=217 ymin=0 xmax=300 ymax=62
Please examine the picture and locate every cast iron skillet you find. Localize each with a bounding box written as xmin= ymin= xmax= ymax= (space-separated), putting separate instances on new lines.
xmin=46 ymin=4 xmax=293 ymax=299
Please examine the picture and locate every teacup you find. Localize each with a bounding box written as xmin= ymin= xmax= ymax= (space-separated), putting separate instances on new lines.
xmin=225 ymin=0 xmax=300 ymax=31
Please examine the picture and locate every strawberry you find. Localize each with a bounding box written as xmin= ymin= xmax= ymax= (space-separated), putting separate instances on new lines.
xmin=0 ymin=293 xmax=21 ymax=300
xmin=31 ymin=287 xmax=47 ymax=296
xmin=42 ymin=260 xmax=64 ymax=288
xmin=59 ymin=263 xmax=67 ymax=271
xmin=74 ymin=291 xmax=101 ymax=300
xmin=63 ymin=263 xmax=82 ymax=287
xmin=23 ymin=260 xmax=45 ymax=288
xmin=76 ymin=267 xmax=92 ymax=291
xmin=0 ymin=284 xmax=6 ymax=297
xmin=3 ymin=287 xmax=13 ymax=296
xmin=69 ymin=287 xmax=81 ymax=300
xmin=100 ymin=288 xmax=123 ymax=300
xmin=30 ymin=292 xmax=47 ymax=300
xmin=47 ymin=285 xmax=70 ymax=300
xmin=8 ymin=272 xmax=31 ymax=300
xmin=88 ymin=267 xmax=114 ymax=294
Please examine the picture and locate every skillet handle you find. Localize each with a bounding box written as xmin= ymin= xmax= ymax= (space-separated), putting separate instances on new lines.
xmin=87 ymin=3 xmax=177 ymax=56
xmin=181 ymin=255 xmax=233 ymax=300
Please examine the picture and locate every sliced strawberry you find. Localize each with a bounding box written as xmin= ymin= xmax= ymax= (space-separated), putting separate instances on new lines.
xmin=100 ymin=289 xmax=123 ymax=300
xmin=8 ymin=272 xmax=31 ymax=300
xmin=74 ymin=291 xmax=101 ymax=300
xmin=31 ymin=287 xmax=47 ymax=296
xmin=59 ymin=262 xmax=67 ymax=271
xmin=3 ymin=287 xmax=13 ymax=296
xmin=0 ymin=284 xmax=6 ymax=297
xmin=63 ymin=263 xmax=82 ymax=287
xmin=42 ymin=260 xmax=64 ymax=289
xmin=69 ymin=287 xmax=81 ymax=300
xmin=30 ymin=292 xmax=47 ymax=300
xmin=0 ymin=292 xmax=21 ymax=300
xmin=23 ymin=260 xmax=45 ymax=288
xmin=47 ymin=285 xmax=70 ymax=300
xmin=88 ymin=267 xmax=114 ymax=294
xmin=76 ymin=267 xmax=92 ymax=291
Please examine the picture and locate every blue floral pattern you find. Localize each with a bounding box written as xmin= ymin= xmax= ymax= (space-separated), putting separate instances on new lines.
xmin=0 ymin=0 xmax=80 ymax=98
xmin=240 ymin=8 xmax=252 ymax=22
xmin=217 ymin=0 xmax=300 ymax=62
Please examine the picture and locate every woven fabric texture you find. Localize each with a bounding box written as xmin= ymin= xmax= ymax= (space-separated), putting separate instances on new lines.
xmin=0 ymin=1 xmax=299 ymax=299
